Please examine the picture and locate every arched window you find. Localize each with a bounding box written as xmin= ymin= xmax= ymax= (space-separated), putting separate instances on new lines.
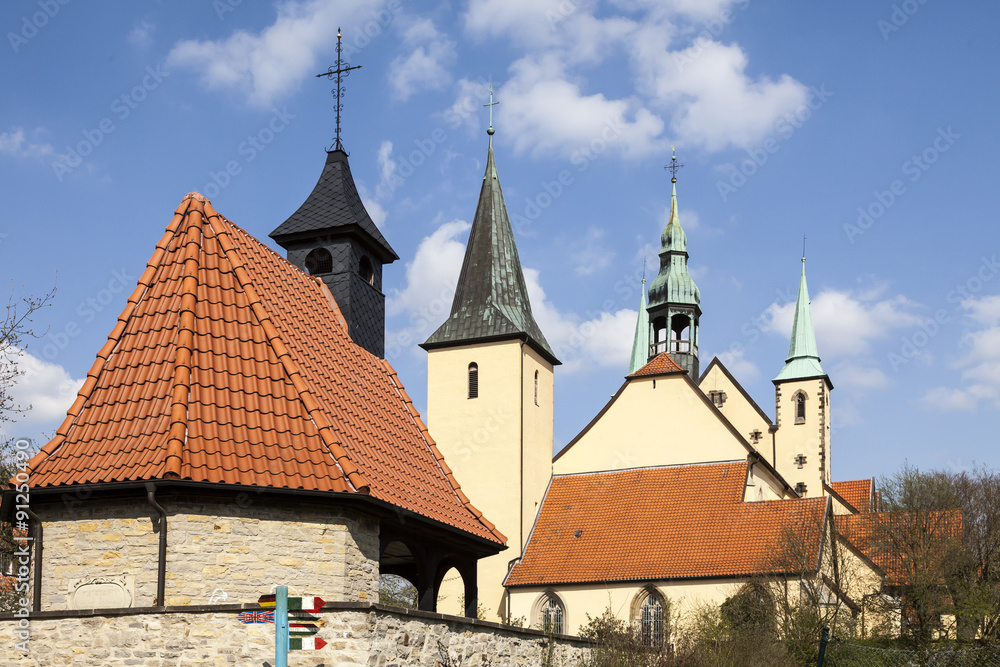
xmin=534 ymin=370 xmax=539 ymax=406
xmin=632 ymin=587 xmax=667 ymax=645
xmin=359 ymin=256 xmax=374 ymax=285
xmin=468 ymin=363 xmax=478 ymax=399
xmin=793 ymin=391 xmax=807 ymax=425
xmin=533 ymin=591 xmax=565 ymax=634
xmin=304 ymin=248 xmax=332 ymax=275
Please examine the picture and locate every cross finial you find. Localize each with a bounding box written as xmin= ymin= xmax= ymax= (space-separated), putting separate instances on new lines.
xmin=315 ymin=28 xmax=363 ymax=153
xmin=665 ymin=146 xmax=684 ymax=183
xmin=802 ymin=235 xmax=807 ymax=262
xmin=484 ymin=84 xmax=499 ymax=138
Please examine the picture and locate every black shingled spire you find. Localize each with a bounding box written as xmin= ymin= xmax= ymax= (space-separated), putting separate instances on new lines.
xmin=271 ymin=150 xmax=398 ymax=358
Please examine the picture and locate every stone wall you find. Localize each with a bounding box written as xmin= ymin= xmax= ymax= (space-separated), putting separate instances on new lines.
xmin=37 ymin=495 xmax=380 ymax=610
xmin=0 ymin=602 xmax=593 ymax=666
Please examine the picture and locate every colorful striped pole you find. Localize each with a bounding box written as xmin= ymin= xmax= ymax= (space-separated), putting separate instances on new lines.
xmin=275 ymin=586 xmax=289 ymax=667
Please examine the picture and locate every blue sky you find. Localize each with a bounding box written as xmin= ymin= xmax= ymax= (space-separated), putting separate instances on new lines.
xmin=2 ymin=0 xmax=997 ymax=483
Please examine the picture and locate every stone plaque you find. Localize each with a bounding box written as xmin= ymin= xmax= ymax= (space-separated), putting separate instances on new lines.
xmin=68 ymin=574 xmax=134 ymax=609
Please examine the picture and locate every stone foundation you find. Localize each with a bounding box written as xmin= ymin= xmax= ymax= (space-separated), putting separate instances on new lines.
xmin=0 ymin=603 xmax=592 ymax=666
xmin=37 ymin=495 xmax=380 ymax=610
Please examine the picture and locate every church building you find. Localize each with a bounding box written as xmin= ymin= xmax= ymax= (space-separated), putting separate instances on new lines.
xmin=422 ymin=137 xmax=886 ymax=635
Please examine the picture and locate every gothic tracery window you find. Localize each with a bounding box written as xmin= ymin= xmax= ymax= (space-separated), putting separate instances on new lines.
xmin=633 ymin=588 xmax=666 ymax=646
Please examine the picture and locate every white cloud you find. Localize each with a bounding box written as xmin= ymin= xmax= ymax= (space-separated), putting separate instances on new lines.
xmin=921 ymin=295 xmax=1000 ymax=412
xmin=388 ymin=19 xmax=455 ymax=101
xmin=0 ymin=127 xmax=55 ymax=159
xmin=128 ymin=20 xmax=154 ymax=47
xmin=763 ymin=287 xmax=922 ymax=358
xmin=628 ymin=32 xmax=809 ymax=151
xmin=571 ymin=227 xmax=615 ymax=276
xmin=525 ymin=268 xmax=635 ymax=373
xmin=500 ymin=54 xmax=666 ymax=159
xmin=461 ymin=1 xmax=808 ymax=155
xmin=385 ymin=220 xmax=470 ymax=358
xmin=375 ymin=140 xmax=398 ymax=200
xmin=716 ymin=346 xmax=759 ymax=382
xmin=166 ymin=0 xmax=375 ymax=107
xmin=444 ymin=78 xmax=492 ymax=132
xmin=0 ymin=349 xmax=83 ymax=437
xmin=831 ymin=362 xmax=889 ymax=390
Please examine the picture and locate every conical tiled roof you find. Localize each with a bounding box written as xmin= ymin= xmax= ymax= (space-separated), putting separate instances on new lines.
xmin=774 ymin=258 xmax=827 ymax=383
xmin=422 ymin=141 xmax=558 ymax=365
xmin=26 ymin=193 xmax=502 ymax=543
xmin=269 ymin=149 xmax=398 ymax=262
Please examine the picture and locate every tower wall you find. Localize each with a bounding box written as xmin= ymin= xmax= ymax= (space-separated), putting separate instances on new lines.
xmin=773 ymin=377 xmax=831 ymax=497
xmin=426 ymin=339 xmax=554 ymax=621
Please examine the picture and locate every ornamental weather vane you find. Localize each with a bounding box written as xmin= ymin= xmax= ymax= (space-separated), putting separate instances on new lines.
xmin=315 ymin=28 xmax=362 ymax=153
xmin=665 ymin=146 xmax=684 ymax=183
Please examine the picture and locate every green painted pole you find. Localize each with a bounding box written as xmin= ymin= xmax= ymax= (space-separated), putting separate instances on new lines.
xmin=275 ymin=586 xmax=289 ymax=667
xmin=817 ymin=626 xmax=829 ymax=666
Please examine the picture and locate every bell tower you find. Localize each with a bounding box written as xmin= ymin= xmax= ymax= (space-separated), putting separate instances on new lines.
xmin=647 ymin=150 xmax=701 ymax=377
xmin=420 ymin=101 xmax=559 ymax=622
xmin=270 ymin=30 xmax=398 ymax=357
xmin=772 ymin=255 xmax=832 ymax=497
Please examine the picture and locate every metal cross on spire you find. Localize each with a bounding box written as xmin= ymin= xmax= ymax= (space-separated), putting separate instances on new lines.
xmin=314 ymin=28 xmax=362 ymax=153
xmin=484 ymin=84 xmax=499 ymax=138
xmin=665 ymin=146 xmax=684 ymax=183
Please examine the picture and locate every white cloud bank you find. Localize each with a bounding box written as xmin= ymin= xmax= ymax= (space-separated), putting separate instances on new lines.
xmin=0 ymin=349 xmax=83 ymax=438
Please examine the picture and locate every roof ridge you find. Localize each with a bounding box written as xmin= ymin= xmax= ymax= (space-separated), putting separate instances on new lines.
xmin=204 ymin=200 xmax=370 ymax=494
xmin=380 ymin=358 xmax=507 ymax=543
xmin=27 ymin=198 xmax=192 ymax=475
xmin=163 ymin=200 xmax=204 ymax=478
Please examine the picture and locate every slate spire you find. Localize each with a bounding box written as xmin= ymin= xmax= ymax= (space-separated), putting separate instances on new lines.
xmin=270 ymin=148 xmax=398 ymax=358
xmin=422 ymin=138 xmax=559 ymax=365
xmin=774 ymin=256 xmax=826 ymax=383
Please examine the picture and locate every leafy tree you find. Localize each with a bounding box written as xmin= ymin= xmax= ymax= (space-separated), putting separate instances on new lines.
xmin=378 ymin=574 xmax=417 ymax=609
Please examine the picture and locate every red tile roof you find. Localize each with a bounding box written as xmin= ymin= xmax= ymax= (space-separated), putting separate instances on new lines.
xmin=505 ymin=461 xmax=828 ymax=586
xmin=26 ymin=193 xmax=503 ymax=544
xmin=830 ymin=479 xmax=873 ymax=513
xmin=627 ymin=352 xmax=686 ymax=378
xmin=836 ymin=511 xmax=962 ymax=586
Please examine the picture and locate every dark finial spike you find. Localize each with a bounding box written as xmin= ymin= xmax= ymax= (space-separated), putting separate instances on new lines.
xmin=315 ymin=28 xmax=363 ymax=153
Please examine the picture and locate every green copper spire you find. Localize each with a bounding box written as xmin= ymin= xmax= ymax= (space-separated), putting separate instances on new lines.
xmin=628 ymin=278 xmax=649 ymax=374
xmin=648 ymin=157 xmax=700 ymax=311
xmin=647 ymin=148 xmax=701 ymax=377
xmin=773 ymin=256 xmax=826 ymax=382
xmin=421 ymin=123 xmax=559 ymax=365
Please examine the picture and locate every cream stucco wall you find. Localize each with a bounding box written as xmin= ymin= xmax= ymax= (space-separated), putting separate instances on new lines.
xmin=508 ymin=579 xmax=751 ymax=636
xmin=699 ymin=362 xmax=773 ymax=451
xmin=553 ymin=375 xmax=751 ymax=476
xmin=426 ymin=339 xmax=554 ymax=621
xmin=773 ymin=378 xmax=832 ymax=497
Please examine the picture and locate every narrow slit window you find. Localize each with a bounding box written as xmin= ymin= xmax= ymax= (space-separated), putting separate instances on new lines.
xmin=534 ymin=370 xmax=539 ymax=406
xmin=468 ymin=363 xmax=478 ymax=399
xmin=794 ymin=392 xmax=807 ymax=424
